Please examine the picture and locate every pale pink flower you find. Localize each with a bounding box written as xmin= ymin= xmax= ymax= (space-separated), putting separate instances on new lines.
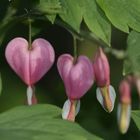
xmin=57 ymin=54 xmax=94 ymax=121
xmin=5 ymin=37 xmax=55 ymax=105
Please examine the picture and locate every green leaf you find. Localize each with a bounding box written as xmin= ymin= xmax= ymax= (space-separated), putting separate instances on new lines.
xmin=37 ymin=0 xmax=61 ymax=23
xmin=36 ymin=0 xmax=111 ymax=45
xmin=46 ymin=15 xmax=56 ymax=24
xmin=0 ymin=7 xmax=16 ymax=45
xmin=82 ymin=0 xmax=111 ymax=45
xmin=0 ymin=104 xmax=102 ymax=140
xmin=132 ymin=110 xmax=140 ymax=130
xmin=123 ymin=31 xmax=140 ymax=75
xmin=96 ymin=0 xmax=140 ymax=33
xmin=0 ymin=74 xmax=2 ymax=95
xmin=59 ymin=0 xmax=83 ymax=32
xmin=59 ymin=0 xmax=111 ymax=45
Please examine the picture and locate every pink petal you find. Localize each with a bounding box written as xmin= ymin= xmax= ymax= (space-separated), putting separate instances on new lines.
xmin=57 ymin=54 xmax=73 ymax=97
xmin=30 ymin=38 xmax=55 ymax=84
xmin=57 ymin=54 xmax=94 ymax=99
xmin=119 ymin=80 xmax=131 ymax=104
xmin=69 ymin=56 xmax=94 ymax=99
xmin=57 ymin=54 xmax=73 ymax=81
xmin=93 ymin=47 xmax=110 ymax=86
xmin=5 ymin=37 xmax=55 ymax=85
xmin=5 ymin=37 xmax=30 ymax=84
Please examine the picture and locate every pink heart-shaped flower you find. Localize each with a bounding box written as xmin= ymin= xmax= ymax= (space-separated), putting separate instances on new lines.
xmin=57 ymin=54 xmax=94 ymax=100
xmin=5 ymin=37 xmax=55 ymax=85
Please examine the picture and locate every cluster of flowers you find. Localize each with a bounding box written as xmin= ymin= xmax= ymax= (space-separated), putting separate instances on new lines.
xmin=5 ymin=37 xmax=137 ymax=134
xmin=118 ymin=75 xmax=140 ymax=134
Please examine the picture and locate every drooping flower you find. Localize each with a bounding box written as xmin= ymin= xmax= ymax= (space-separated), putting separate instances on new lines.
xmin=57 ymin=54 xmax=94 ymax=121
xmin=117 ymin=79 xmax=131 ymax=134
xmin=93 ymin=47 xmax=116 ymax=112
xmin=5 ymin=37 xmax=55 ymax=105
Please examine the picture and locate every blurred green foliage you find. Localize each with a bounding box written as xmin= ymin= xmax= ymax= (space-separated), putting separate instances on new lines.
xmin=0 ymin=104 xmax=102 ymax=140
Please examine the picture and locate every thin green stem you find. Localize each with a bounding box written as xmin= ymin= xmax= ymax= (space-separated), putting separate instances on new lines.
xmin=104 ymin=47 xmax=127 ymax=59
xmin=28 ymin=18 xmax=32 ymax=50
xmin=73 ymin=36 xmax=77 ymax=61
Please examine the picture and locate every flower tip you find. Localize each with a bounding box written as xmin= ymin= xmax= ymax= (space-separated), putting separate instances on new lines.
xmin=96 ymin=85 xmax=116 ymax=113
xmin=119 ymin=125 xmax=128 ymax=134
xmin=105 ymin=102 xmax=113 ymax=113
xmin=117 ymin=103 xmax=131 ymax=134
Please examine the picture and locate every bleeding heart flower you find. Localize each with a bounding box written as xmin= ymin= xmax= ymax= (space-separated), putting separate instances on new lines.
xmin=5 ymin=37 xmax=55 ymax=105
xmin=93 ymin=47 xmax=116 ymax=113
xmin=57 ymin=54 xmax=94 ymax=121
xmin=117 ymin=79 xmax=131 ymax=134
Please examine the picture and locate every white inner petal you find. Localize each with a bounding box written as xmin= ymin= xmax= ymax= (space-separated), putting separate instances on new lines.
xmin=96 ymin=85 xmax=116 ymax=112
xmin=96 ymin=87 xmax=104 ymax=108
xmin=62 ymin=99 xmax=80 ymax=120
xmin=62 ymin=99 xmax=71 ymax=120
xmin=27 ymin=86 xmax=33 ymax=105
xmin=75 ymin=100 xmax=80 ymax=116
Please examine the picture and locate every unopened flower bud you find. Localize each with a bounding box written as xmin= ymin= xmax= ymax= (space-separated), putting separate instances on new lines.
xmin=93 ymin=47 xmax=116 ymax=112
xmin=93 ymin=48 xmax=110 ymax=86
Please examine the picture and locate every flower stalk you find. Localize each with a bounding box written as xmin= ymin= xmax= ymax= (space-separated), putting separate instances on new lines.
xmin=28 ymin=18 xmax=32 ymax=50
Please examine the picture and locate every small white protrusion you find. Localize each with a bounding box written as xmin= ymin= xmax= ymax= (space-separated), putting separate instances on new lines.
xmin=75 ymin=100 xmax=80 ymax=116
xmin=96 ymin=87 xmax=104 ymax=108
xmin=62 ymin=99 xmax=71 ymax=120
xmin=62 ymin=99 xmax=80 ymax=120
xmin=27 ymin=86 xmax=33 ymax=105
xmin=96 ymin=85 xmax=116 ymax=112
